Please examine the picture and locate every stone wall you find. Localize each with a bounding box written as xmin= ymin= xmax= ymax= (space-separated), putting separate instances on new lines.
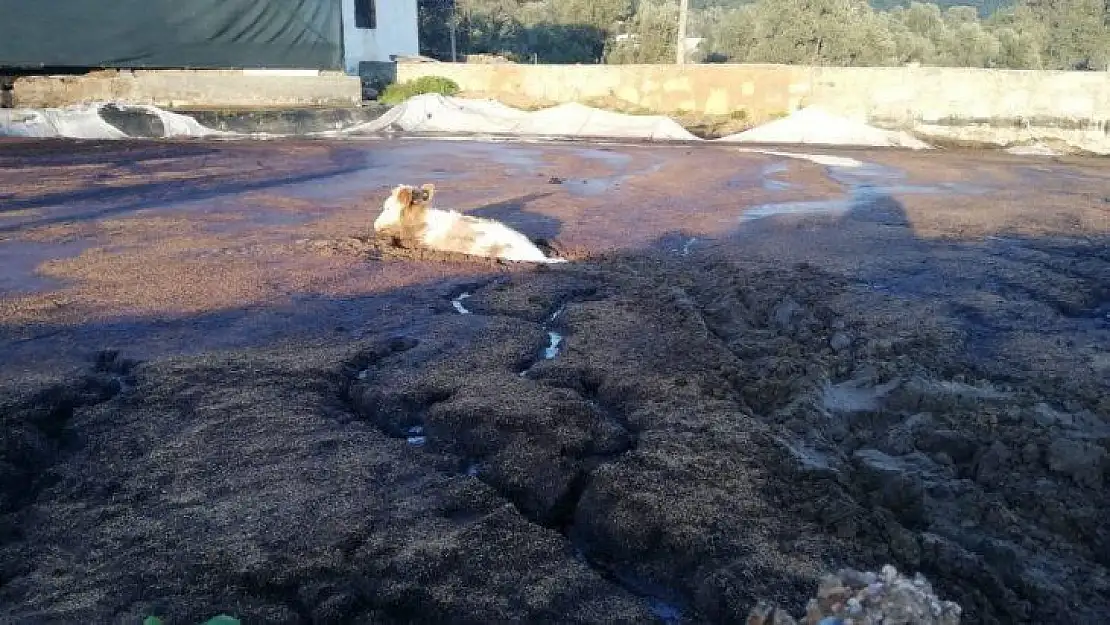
xmin=9 ymin=70 xmax=362 ymax=108
xmin=395 ymin=62 xmax=1110 ymax=151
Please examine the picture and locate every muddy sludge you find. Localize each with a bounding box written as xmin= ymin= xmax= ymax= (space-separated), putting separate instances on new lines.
xmin=300 ymin=233 xmax=594 ymax=266
xmin=1 ymin=242 xmax=1108 ymax=624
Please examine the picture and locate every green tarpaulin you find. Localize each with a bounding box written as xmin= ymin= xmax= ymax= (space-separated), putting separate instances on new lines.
xmin=0 ymin=0 xmax=343 ymax=69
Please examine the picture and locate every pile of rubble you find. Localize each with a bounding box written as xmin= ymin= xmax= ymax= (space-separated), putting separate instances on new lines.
xmin=748 ymin=565 xmax=962 ymax=625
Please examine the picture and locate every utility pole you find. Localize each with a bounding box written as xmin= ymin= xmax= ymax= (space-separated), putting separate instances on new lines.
xmin=449 ymin=0 xmax=458 ymax=62
xmin=676 ymin=0 xmax=689 ymax=65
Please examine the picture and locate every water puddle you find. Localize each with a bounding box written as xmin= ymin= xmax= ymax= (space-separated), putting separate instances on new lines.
xmin=726 ymin=160 xmax=792 ymax=192
xmin=197 ymin=202 xmax=322 ymax=235
xmin=739 ymin=148 xmax=866 ymax=169
xmin=0 ymin=238 xmax=96 ymax=296
xmin=740 ymin=150 xmax=989 ymax=223
xmin=543 ymin=331 xmax=563 ymax=359
xmin=650 ymin=601 xmax=683 ymax=625
xmin=519 ymin=304 xmax=569 ymax=376
xmin=562 ymin=161 xmax=665 ymax=197
xmin=452 ymin=292 xmax=472 ymax=314
xmin=406 ymin=425 xmax=427 ymax=446
xmin=575 ymin=147 xmax=633 ymax=169
xmin=741 ymin=198 xmax=856 ymax=221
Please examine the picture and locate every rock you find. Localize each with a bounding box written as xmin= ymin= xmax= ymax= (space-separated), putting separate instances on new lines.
xmin=822 ymin=378 xmax=901 ymax=415
xmin=1033 ymin=403 xmax=1074 ymax=428
xmin=829 ymin=332 xmax=853 ymax=352
xmin=1021 ymin=442 xmax=1040 ymax=465
xmin=746 ymin=601 xmax=774 ymax=625
xmin=773 ymin=297 xmax=804 ymax=329
xmin=852 ymin=449 xmax=936 ymax=524
xmin=886 ymin=376 xmax=1011 ymax=413
xmin=883 ymin=413 xmax=934 ymax=455
xmin=887 ymin=521 xmax=923 ymax=568
xmin=777 ymin=438 xmax=843 ymax=478
xmin=933 ymin=452 xmax=954 ymax=466
xmin=854 ymin=449 xmax=943 ymax=484
xmin=1046 ymin=438 xmax=1106 ymax=487
xmin=917 ymin=428 xmax=979 ymax=464
xmin=867 ymin=338 xmax=895 ymax=355
xmin=975 ymin=441 xmax=1011 ymax=486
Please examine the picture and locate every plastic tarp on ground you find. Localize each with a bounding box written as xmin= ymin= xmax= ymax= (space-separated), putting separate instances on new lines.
xmin=0 ymin=103 xmax=227 ymax=139
xmin=349 ymin=94 xmax=701 ymax=141
xmin=2 ymin=96 xmax=943 ymax=150
xmin=0 ymin=0 xmax=342 ymax=69
xmin=716 ymin=107 xmax=932 ymax=149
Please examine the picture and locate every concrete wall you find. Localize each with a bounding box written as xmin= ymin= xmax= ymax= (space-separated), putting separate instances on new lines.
xmin=10 ymin=70 xmax=362 ymax=108
xmin=399 ymin=63 xmax=806 ymax=119
xmin=395 ymin=62 xmax=1110 ymax=149
xmin=342 ymin=0 xmax=420 ymax=73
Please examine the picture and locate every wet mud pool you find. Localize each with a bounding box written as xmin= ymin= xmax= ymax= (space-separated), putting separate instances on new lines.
xmin=1 ymin=137 xmax=1108 ymax=624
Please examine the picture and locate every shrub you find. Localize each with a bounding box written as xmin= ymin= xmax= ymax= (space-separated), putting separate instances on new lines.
xmin=379 ymin=76 xmax=461 ymax=104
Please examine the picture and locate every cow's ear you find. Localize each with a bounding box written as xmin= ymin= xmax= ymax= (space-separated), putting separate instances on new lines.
xmin=397 ymin=187 xmax=413 ymax=206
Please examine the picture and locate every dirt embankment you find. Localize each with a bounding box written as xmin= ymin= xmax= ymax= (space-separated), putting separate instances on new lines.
xmin=2 ymin=231 xmax=1108 ymax=624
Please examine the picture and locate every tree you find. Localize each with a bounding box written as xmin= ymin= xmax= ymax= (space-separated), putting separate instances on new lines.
xmin=605 ymin=0 xmax=679 ymax=63
xmin=940 ymin=20 xmax=1002 ymax=66
xmin=414 ymin=0 xmax=1107 ymax=70
xmin=700 ymin=6 xmax=758 ymax=61
xmin=744 ymin=0 xmax=893 ymax=65
xmin=1021 ymin=0 xmax=1110 ymax=69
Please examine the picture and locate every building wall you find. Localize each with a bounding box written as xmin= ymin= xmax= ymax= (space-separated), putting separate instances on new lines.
xmin=10 ymin=70 xmax=361 ymax=108
xmin=342 ymin=0 xmax=420 ymax=73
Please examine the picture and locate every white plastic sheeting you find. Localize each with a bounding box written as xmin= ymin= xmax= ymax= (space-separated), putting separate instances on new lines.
xmin=0 ymin=102 xmax=228 ymax=139
xmin=344 ymin=94 xmax=699 ymax=141
xmin=512 ymin=101 xmax=697 ymax=141
xmin=716 ymin=107 xmax=933 ymax=150
xmin=346 ymin=94 xmax=527 ymax=135
xmin=134 ymin=105 xmax=228 ymax=137
xmin=0 ymin=104 xmax=128 ymax=139
xmin=1 ymin=95 xmax=943 ymax=150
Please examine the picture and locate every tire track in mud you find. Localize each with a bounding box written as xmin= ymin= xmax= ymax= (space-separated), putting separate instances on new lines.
xmin=0 ymin=350 xmax=137 ymax=518
xmin=336 ymin=274 xmax=688 ymax=622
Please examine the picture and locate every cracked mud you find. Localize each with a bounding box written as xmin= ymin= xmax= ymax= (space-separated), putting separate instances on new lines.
xmin=1 ymin=138 xmax=1108 ymax=624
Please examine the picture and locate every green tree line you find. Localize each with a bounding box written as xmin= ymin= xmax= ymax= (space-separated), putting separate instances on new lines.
xmin=417 ymin=0 xmax=1110 ymax=70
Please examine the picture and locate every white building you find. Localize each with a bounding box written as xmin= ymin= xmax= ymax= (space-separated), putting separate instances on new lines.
xmin=342 ymin=0 xmax=420 ymax=73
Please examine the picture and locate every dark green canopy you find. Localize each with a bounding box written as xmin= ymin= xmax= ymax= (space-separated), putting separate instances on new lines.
xmin=0 ymin=0 xmax=344 ymax=70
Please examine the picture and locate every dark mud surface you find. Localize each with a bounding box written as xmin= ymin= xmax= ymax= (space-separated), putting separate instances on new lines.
xmin=1 ymin=137 xmax=1108 ymax=624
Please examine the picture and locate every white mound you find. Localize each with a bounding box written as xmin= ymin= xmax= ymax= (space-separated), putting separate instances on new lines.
xmin=718 ymin=107 xmax=932 ymax=150
xmin=349 ymin=94 xmax=528 ymax=135
xmin=0 ymin=102 xmax=228 ymax=139
xmin=348 ymin=94 xmax=699 ymax=141
xmin=512 ymin=101 xmax=698 ymax=141
xmin=1005 ymin=142 xmax=1059 ymax=157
